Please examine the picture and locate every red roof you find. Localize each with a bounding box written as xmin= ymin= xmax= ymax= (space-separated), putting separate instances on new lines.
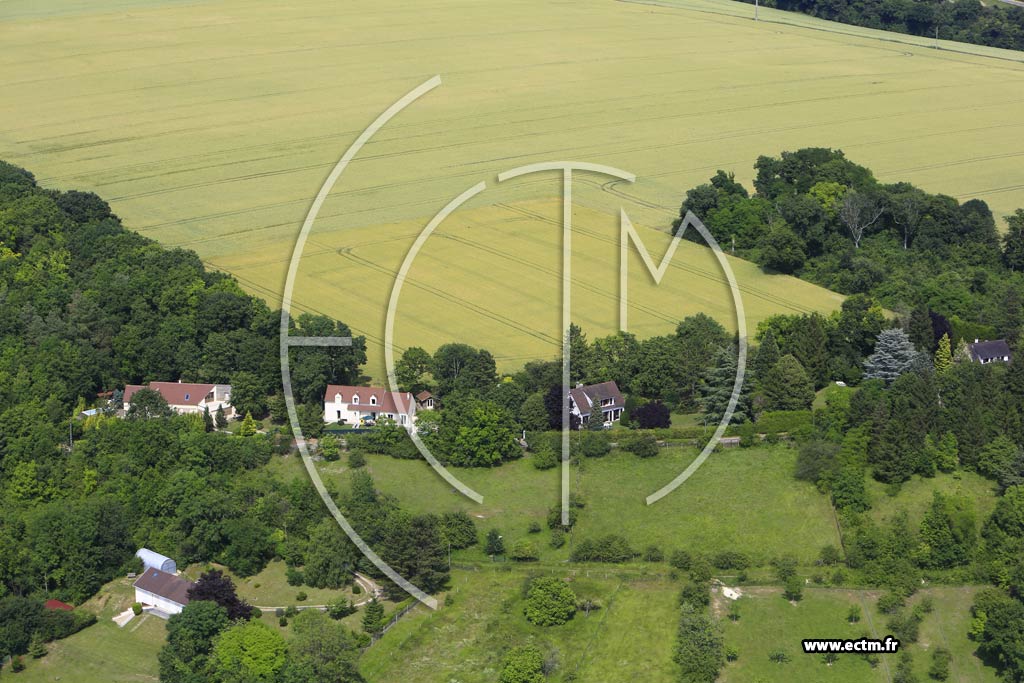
xmin=325 ymin=385 xmax=414 ymax=415
xmin=44 ymin=599 xmax=74 ymax=611
xmin=124 ymin=382 xmax=216 ymax=407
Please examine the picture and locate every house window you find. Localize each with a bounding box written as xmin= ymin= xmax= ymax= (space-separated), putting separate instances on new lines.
xmin=370 ymin=396 xmax=377 ymax=405
xmin=335 ymin=393 xmax=342 ymax=403
xmin=336 ymin=410 xmax=341 ymax=419
xmin=184 ymin=393 xmax=190 ymax=401
xmin=353 ymin=394 xmax=360 ymax=404
xmin=400 ymin=415 xmax=407 ymax=425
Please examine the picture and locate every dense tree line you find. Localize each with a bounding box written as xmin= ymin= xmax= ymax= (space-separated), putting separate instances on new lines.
xmin=737 ymin=0 xmax=1024 ymax=52
xmin=678 ymin=149 xmax=1024 ymax=358
xmin=0 ymin=161 xmax=464 ymax=676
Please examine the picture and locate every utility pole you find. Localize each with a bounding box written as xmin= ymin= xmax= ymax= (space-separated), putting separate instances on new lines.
xmin=755 ymin=0 xmax=759 ymax=21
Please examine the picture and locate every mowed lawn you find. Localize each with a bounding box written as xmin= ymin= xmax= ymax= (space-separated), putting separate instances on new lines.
xmin=319 ymin=444 xmax=840 ymax=565
xmin=359 ymin=566 xmax=681 ymax=683
xmin=17 ymin=579 xmax=165 ymax=683
xmin=5 ymin=0 xmax=1024 ymax=377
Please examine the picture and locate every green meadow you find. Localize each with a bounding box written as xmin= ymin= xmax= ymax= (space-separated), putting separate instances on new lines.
xmin=318 ymin=444 xmax=841 ymax=565
xmin=5 ymin=0 xmax=1024 ymax=377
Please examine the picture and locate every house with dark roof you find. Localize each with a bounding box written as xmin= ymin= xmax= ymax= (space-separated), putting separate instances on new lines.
xmin=123 ymin=381 xmax=233 ymax=417
xmin=968 ymin=339 xmax=1011 ymax=364
xmin=568 ymin=381 xmax=625 ymax=428
xmin=133 ymin=568 xmax=194 ymax=618
xmin=323 ymin=385 xmax=417 ymax=426
xmin=415 ymin=391 xmax=437 ymax=410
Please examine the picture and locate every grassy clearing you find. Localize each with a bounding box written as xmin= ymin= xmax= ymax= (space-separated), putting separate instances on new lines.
xmin=319 ymin=444 xmax=840 ymax=565
xmin=718 ymin=584 xmax=1000 ymax=683
xmin=5 ymin=0 xmax=1024 ymax=377
xmin=865 ymin=470 xmax=1000 ymax=532
xmin=359 ymin=565 xmax=681 ymax=683
xmin=17 ymin=579 xmax=165 ymax=683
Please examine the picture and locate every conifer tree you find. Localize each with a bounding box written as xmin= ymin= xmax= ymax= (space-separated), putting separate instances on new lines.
xmin=240 ymin=411 xmax=258 ymax=437
xmin=762 ymin=354 xmax=815 ymax=410
xmin=864 ymin=328 xmax=920 ymax=383
xmin=361 ymin=598 xmax=384 ymax=636
xmin=215 ymin=405 xmax=228 ymax=429
xmin=934 ymin=333 xmax=953 ymax=374
xmin=202 ymin=406 xmax=214 ymax=432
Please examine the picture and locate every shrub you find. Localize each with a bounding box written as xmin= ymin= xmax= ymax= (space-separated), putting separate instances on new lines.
xmin=642 ymin=545 xmax=664 ymax=562
xmin=528 ymin=521 xmax=541 ymax=534
xmin=818 ymin=544 xmax=841 ymax=566
xmin=712 ymin=550 xmax=750 ymax=570
xmin=328 ymin=597 xmax=356 ymax=619
xmin=928 ymin=647 xmax=951 ymax=681
xmin=509 ymin=539 xmax=540 ymax=562
xmin=632 ymin=401 xmax=671 ymax=428
xmin=284 ymin=605 xmax=298 ymax=617
xmin=577 ymin=431 xmax=610 ymax=458
xmin=622 ymin=432 xmax=659 ymax=458
xmin=279 ymin=616 xmax=288 ymax=627
xmin=725 ymin=645 xmax=739 ymax=662
xmin=500 ymin=645 xmax=545 ymax=683
xmin=669 ymin=549 xmax=692 ymax=571
xmin=678 ymin=583 xmax=710 ymax=608
xmin=296 ymin=591 xmax=307 ymax=602
xmin=783 ymin=576 xmax=804 ymax=601
xmin=768 ymin=649 xmax=790 ymax=664
xmin=131 ymin=602 xmax=143 ymax=616
xmin=847 ymin=605 xmax=862 ymax=623
xmin=877 ymin=592 xmax=905 ymax=614
xmin=12 ymin=655 xmax=26 ymax=672
xmin=352 ymin=584 xmax=362 ymax=595
xmin=524 ymin=577 xmax=577 ymax=626
xmin=531 ymin=446 xmax=559 ymax=470
xmin=439 ymin=510 xmax=479 ymax=549
xmin=550 ymin=529 xmax=566 ymax=549
xmin=348 ymin=450 xmax=366 ymax=468
xmin=570 ymin=535 xmax=635 ymax=563
xmin=285 ymin=566 xmax=305 ymax=587
xmin=727 ymin=600 xmax=741 ymax=622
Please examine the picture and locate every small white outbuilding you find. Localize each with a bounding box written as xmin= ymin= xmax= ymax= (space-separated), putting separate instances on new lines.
xmin=135 ymin=548 xmax=177 ymax=574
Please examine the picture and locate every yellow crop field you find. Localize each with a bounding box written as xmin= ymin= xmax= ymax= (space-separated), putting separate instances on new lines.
xmin=3 ymin=0 xmax=1024 ymax=377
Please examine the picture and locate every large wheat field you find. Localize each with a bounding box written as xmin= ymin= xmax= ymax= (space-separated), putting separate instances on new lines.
xmin=4 ymin=0 xmax=1024 ymax=377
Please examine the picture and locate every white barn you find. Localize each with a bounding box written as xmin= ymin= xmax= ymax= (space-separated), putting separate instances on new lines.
xmin=133 ymin=568 xmax=194 ymax=618
xmin=135 ymin=548 xmax=176 ymax=574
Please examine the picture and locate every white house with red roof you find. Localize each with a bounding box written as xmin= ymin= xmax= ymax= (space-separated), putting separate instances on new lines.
xmin=323 ymin=385 xmax=416 ymax=426
xmin=123 ymin=381 xmax=234 ymax=417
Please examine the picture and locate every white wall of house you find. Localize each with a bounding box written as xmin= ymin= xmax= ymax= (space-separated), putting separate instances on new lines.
xmin=134 ymin=587 xmax=186 ymax=616
xmin=322 ymin=393 xmax=415 ymax=426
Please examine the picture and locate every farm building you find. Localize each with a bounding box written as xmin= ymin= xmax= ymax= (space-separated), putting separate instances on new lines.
xmin=123 ymin=381 xmax=234 ymax=417
xmin=968 ymin=339 xmax=1011 ymax=364
xmin=133 ymin=568 xmax=194 ymax=618
xmin=416 ymin=390 xmax=438 ymax=410
xmin=323 ymin=385 xmax=416 ymax=426
xmin=135 ymin=548 xmax=176 ymax=573
xmin=568 ymin=381 xmax=625 ymax=428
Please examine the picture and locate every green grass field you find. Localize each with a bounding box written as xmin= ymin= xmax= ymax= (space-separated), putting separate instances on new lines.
xmin=16 ymin=578 xmax=165 ymax=683
xmin=318 ymin=444 xmax=841 ymax=564
xmin=5 ymin=0 xmax=1024 ymax=377
xmin=718 ymin=585 xmax=999 ymax=683
xmin=359 ymin=566 xmax=682 ymax=683
xmin=358 ymin=564 xmax=1000 ymax=683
